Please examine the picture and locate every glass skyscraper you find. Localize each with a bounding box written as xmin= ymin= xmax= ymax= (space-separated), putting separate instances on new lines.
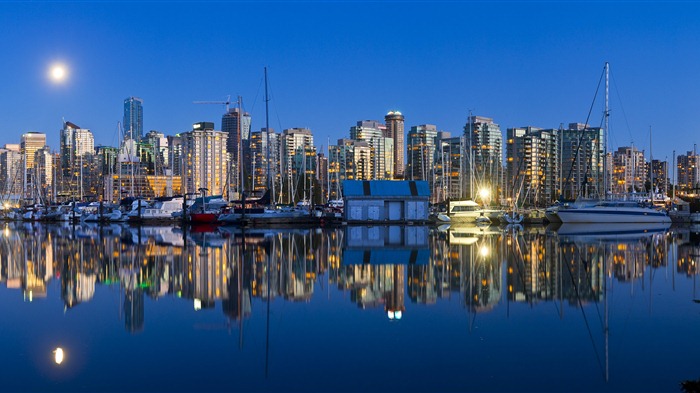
xmin=123 ymin=97 xmax=144 ymax=142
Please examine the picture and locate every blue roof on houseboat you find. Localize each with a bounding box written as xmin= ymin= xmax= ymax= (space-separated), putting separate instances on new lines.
xmin=342 ymin=180 xmax=430 ymax=197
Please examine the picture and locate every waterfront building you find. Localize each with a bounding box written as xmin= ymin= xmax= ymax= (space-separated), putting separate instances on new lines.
xmin=559 ymin=123 xmax=605 ymax=200
xmin=20 ymin=132 xmax=47 ymax=202
xmin=432 ymin=132 xmax=457 ymax=203
xmin=0 ymin=144 xmax=22 ymax=204
xmin=328 ymin=139 xmax=376 ymax=200
xmin=181 ymin=122 xmax=229 ymax=197
xmin=123 ymin=97 xmax=143 ymax=142
xmin=249 ymin=128 xmax=280 ymax=199
xmin=505 ymin=126 xmax=559 ymax=207
xmin=676 ymin=150 xmax=700 ymax=195
xmin=342 ymin=180 xmax=430 ymax=223
xmin=384 ymin=111 xmax=405 ymax=179
xmin=317 ymin=153 xmax=328 ymax=204
xmin=610 ymin=146 xmax=647 ymax=195
xmin=280 ymin=128 xmax=316 ymax=203
xmin=222 ymin=107 xmax=252 ymax=158
xmin=34 ymin=147 xmax=53 ymax=203
xmin=144 ymin=130 xmax=169 ymax=177
xmin=464 ymin=116 xmax=503 ymax=203
xmin=350 ymin=120 xmax=394 ymax=180
xmin=648 ymin=159 xmax=669 ymax=195
xmin=406 ymin=124 xmax=438 ymax=182
xmin=59 ymin=122 xmax=95 ymax=198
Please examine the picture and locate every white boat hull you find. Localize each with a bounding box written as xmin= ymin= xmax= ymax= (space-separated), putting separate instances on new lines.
xmin=556 ymin=206 xmax=671 ymax=224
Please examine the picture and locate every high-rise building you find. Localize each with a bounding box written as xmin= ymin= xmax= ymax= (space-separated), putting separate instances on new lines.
xmin=464 ymin=116 xmax=503 ymax=202
xmin=432 ymin=131 xmax=453 ymax=204
xmin=350 ymin=120 xmax=394 ymax=180
xmin=384 ymin=111 xmax=405 ymax=179
xmin=648 ymin=159 xmax=669 ymax=196
xmin=20 ymin=132 xmax=47 ymax=201
xmin=123 ymin=97 xmax=144 ymax=142
xmin=280 ymin=128 xmax=315 ymax=203
xmin=34 ymin=147 xmax=53 ymax=202
xmin=0 ymin=144 xmax=22 ymax=203
xmin=406 ymin=124 xmax=438 ymax=182
xmin=610 ymin=146 xmax=646 ymax=195
xmin=60 ymin=121 xmax=95 ymax=178
xmin=506 ymin=126 xmax=559 ymax=206
xmin=676 ymin=150 xmax=699 ymax=194
xmin=559 ymin=123 xmax=605 ymax=200
xmin=249 ymin=128 xmax=279 ymax=198
xmin=316 ymin=153 xmax=329 ymax=204
xmin=222 ymin=108 xmax=252 ymax=162
xmin=181 ymin=122 xmax=229 ymax=196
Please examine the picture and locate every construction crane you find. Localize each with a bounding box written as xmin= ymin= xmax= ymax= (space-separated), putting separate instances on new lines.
xmin=193 ymin=95 xmax=232 ymax=113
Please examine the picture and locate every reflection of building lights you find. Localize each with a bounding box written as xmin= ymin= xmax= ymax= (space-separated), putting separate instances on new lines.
xmin=194 ymin=298 xmax=202 ymax=311
xmin=54 ymin=348 xmax=64 ymax=365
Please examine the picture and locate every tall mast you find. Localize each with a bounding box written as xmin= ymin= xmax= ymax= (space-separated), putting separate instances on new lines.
xmin=265 ymin=67 xmax=273 ymax=205
xmin=604 ymin=62 xmax=610 ymax=199
xmin=650 ymin=126 xmax=653 ymax=204
xmin=238 ymin=95 xmax=243 ymax=199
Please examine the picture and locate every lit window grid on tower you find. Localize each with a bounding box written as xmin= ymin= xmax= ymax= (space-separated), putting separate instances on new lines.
xmin=465 ymin=118 xmax=503 ymax=202
xmin=182 ymin=129 xmax=228 ymax=196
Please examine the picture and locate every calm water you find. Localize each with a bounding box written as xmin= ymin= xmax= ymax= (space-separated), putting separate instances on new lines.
xmin=2 ymin=222 xmax=700 ymax=392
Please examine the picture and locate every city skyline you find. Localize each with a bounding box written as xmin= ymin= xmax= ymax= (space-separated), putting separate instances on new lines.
xmin=2 ymin=1 xmax=699 ymax=163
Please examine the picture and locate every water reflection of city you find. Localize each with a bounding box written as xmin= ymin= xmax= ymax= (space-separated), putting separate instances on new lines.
xmin=2 ymin=222 xmax=699 ymax=333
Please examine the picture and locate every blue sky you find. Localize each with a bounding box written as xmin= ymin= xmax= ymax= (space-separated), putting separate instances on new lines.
xmin=1 ymin=1 xmax=699 ymax=162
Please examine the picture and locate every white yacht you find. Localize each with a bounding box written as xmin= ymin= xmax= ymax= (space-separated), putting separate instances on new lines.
xmin=556 ymin=200 xmax=671 ymax=224
xmin=446 ymin=200 xmax=504 ymax=224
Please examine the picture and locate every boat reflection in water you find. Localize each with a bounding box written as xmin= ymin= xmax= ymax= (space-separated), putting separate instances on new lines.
xmin=1 ymin=221 xmax=700 ymax=392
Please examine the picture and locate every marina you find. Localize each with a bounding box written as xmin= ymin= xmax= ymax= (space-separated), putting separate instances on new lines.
xmin=1 ymin=221 xmax=700 ymax=391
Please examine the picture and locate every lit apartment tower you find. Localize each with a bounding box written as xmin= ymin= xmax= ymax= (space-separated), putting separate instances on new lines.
xmin=222 ymin=107 xmax=252 ymax=163
xmin=406 ymin=124 xmax=438 ymax=182
xmin=442 ymin=136 xmax=466 ymax=199
xmin=144 ymin=130 xmax=169 ymax=176
xmin=123 ymin=97 xmax=143 ymax=142
xmin=432 ymin=131 xmax=453 ymax=204
xmin=676 ymin=150 xmax=700 ymax=194
xmin=0 ymin=144 xmax=22 ymax=202
xmin=559 ymin=123 xmax=605 ymax=200
xmin=384 ymin=111 xmax=405 ymax=179
xmin=506 ymin=126 xmax=559 ymax=207
xmin=464 ymin=116 xmax=503 ymax=202
xmin=20 ymin=132 xmax=47 ymax=201
xmin=610 ymin=146 xmax=647 ymax=194
xmin=648 ymin=159 xmax=668 ymax=195
xmin=329 ymin=139 xmax=355 ymax=200
xmin=249 ymin=128 xmax=280 ymax=198
xmin=60 ymin=121 xmax=95 ymax=178
xmin=167 ymin=135 xmax=184 ymax=177
xmin=350 ymin=120 xmax=393 ymax=180
xmin=281 ymin=128 xmax=316 ymax=203
xmin=181 ymin=122 xmax=229 ymax=196
xmin=316 ymin=153 xmax=328 ymax=204
xmin=34 ymin=147 xmax=53 ymax=202
xmin=95 ymin=146 xmax=119 ymax=202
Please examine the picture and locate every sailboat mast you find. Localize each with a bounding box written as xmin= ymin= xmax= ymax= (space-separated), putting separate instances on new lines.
xmin=604 ymin=62 xmax=610 ymax=199
xmin=265 ymin=67 xmax=273 ymax=206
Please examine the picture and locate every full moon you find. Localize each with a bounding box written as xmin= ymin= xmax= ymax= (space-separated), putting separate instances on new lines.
xmin=49 ymin=64 xmax=67 ymax=82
